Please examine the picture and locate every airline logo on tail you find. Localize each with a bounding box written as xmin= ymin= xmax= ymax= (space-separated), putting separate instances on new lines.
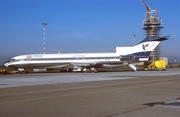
xmin=142 ymin=43 xmax=149 ymax=50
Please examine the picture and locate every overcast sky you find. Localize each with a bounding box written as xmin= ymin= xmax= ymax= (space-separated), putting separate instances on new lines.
xmin=0 ymin=0 xmax=180 ymax=65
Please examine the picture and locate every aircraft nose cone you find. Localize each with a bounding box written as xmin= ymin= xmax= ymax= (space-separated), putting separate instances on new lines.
xmin=4 ymin=62 xmax=9 ymax=67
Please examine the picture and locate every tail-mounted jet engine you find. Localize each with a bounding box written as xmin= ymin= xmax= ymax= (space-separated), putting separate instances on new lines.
xmin=119 ymin=55 xmax=139 ymax=62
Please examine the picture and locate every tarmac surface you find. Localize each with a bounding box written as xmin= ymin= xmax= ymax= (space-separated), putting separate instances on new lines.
xmin=0 ymin=68 xmax=180 ymax=117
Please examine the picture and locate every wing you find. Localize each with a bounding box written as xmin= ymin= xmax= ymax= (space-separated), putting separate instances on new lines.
xmin=45 ymin=64 xmax=73 ymax=69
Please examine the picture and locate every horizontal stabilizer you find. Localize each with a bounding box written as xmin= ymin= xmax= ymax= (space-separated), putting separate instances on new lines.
xmin=138 ymin=35 xmax=172 ymax=44
xmin=150 ymin=36 xmax=170 ymax=41
xmin=46 ymin=64 xmax=71 ymax=68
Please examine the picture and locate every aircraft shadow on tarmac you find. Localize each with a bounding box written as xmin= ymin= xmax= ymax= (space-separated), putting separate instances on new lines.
xmin=143 ymin=97 xmax=180 ymax=108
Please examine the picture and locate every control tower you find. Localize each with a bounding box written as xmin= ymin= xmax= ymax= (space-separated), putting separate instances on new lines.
xmin=141 ymin=0 xmax=163 ymax=61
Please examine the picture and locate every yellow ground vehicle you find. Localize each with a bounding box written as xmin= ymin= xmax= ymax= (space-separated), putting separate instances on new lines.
xmin=0 ymin=67 xmax=18 ymax=74
xmin=0 ymin=68 xmax=7 ymax=74
xmin=144 ymin=60 xmax=166 ymax=71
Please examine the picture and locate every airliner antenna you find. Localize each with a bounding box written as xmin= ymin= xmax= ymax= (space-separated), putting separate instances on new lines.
xmin=142 ymin=0 xmax=150 ymax=11
xmin=42 ymin=23 xmax=47 ymax=54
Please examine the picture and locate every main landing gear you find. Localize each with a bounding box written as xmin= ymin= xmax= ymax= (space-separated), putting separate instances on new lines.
xmin=83 ymin=67 xmax=98 ymax=73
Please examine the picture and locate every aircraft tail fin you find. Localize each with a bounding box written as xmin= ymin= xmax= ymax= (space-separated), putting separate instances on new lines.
xmin=116 ymin=36 xmax=171 ymax=56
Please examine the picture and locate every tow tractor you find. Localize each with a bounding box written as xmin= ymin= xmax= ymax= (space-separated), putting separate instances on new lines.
xmin=144 ymin=60 xmax=166 ymax=71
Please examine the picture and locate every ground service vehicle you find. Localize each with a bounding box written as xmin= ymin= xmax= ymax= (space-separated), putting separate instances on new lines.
xmin=0 ymin=68 xmax=7 ymax=74
xmin=145 ymin=60 xmax=166 ymax=71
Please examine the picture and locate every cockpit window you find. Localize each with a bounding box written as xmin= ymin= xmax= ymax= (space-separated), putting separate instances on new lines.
xmin=5 ymin=59 xmax=16 ymax=63
xmin=10 ymin=59 xmax=16 ymax=62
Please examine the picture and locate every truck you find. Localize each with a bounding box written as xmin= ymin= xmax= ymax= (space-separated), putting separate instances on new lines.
xmin=144 ymin=60 xmax=166 ymax=71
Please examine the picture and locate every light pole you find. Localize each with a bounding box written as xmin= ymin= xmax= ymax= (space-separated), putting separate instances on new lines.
xmin=42 ymin=23 xmax=47 ymax=54
xmin=133 ymin=34 xmax=136 ymax=46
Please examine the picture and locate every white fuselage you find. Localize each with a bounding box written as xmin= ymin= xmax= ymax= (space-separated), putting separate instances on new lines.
xmin=4 ymin=53 xmax=122 ymax=69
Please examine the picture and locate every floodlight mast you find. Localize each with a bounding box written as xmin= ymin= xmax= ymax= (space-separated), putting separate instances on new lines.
xmin=133 ymin=34 xmax=136 ymax=46
xmin=42 ymin=23 xmax=47 ymax=54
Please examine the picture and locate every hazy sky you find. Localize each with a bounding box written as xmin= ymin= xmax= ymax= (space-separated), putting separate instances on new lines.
xmin=0 ymin=0 xmax=180 ymax=65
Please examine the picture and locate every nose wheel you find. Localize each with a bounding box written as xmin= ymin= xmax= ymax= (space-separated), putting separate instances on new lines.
xmin=18 ymin=68 xmax=25 ymax=74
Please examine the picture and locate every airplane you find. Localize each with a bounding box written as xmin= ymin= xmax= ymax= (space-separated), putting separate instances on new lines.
xmin=4 ymin=36 xmax=170 ymax=73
